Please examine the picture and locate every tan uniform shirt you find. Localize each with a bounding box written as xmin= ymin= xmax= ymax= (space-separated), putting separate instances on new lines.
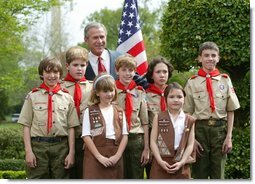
xmin=146 ymin=92 xmax=161 ymax=128
xmin=18 ymin=88 xmax=80 ymax=137
xmin=116 ymin=87 xmax=148 ymax=134
xmin=61 ymin=80 xmax=93 ymax=137
xmin=183 ymin=74 xmax=240 ymax=120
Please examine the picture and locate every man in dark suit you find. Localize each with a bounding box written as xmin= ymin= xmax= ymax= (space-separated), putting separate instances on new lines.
xmin=84 ymin=22 xmax=148 ymax=89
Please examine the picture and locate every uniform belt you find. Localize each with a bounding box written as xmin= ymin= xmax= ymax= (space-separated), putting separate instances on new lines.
xmin=31 ymin=136 xmax=67 ymax=143
xmin=196 ymin=119 xmax=226 ymax=126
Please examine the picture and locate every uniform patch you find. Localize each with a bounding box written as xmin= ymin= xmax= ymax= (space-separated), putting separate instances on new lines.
xmin=219 ymin=84 xmax=225 ymax=90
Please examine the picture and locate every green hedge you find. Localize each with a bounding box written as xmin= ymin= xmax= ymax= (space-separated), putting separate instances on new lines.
xmin=0 ymin=123 xmax=24 ymax=159
xmin=225 ymin=125 xmax=250 ymax=179
xmin=0 ymin=159 xmax=25 ymax=171
xmin=0 ymin=170 xmax=26 ymax=179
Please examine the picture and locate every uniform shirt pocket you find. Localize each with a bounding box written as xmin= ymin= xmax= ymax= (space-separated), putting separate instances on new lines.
xmin=33 ymin=104 xmax=48 ymax=124
xmin=215 ymin=92 xmax=227 ymax=112
xmin=193 ymin=91 xmax=207 ymax=111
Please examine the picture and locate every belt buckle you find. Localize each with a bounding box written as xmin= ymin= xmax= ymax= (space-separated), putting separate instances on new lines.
xmin=208 ymin=119 xmax=215 ymax=126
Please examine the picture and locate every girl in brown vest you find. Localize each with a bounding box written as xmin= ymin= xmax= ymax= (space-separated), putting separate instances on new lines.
xmin=150 ymin=82 xmax=195 ymax=179
xmin=81 ymin=73 xmax=128 ymax=179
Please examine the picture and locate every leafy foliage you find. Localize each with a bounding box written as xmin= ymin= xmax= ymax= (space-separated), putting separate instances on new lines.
xmin=0 ymin=171 xmax=26 ymax=179
xmin=225 ymin=125 xmax=250 ymax=179
xmin=161 ymin=0 xmax=250 ymax=126
xmin=0 ymin=123 xmax=24 ymax=159
xmin=0 ymin=159 xmax=25 ymax=171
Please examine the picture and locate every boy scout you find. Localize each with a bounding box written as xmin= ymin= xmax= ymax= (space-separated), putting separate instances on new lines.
xmin=115 ymin=54 xmax=149 ymax=179
xmin=183 ymin=41 xmax=240 ymax=179
xmin=62 ymin=46 xmax=93 ymax=179
xmin=18 ymin=57 xmax=80 ymax=179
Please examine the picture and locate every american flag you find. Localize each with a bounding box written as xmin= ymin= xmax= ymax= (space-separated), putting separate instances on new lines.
xmin=116 ymin=0 xmax=148 ymax=76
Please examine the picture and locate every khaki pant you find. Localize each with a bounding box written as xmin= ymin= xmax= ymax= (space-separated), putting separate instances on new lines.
xmin=26 ymin=138 xmax=70 ymax=179
xmin=124 ymin=133 xmax=144 ymax=179
xmin=192 ymin=122 xmax=227 ymax=179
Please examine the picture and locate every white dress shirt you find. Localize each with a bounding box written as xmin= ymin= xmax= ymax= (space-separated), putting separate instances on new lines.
xmin=88 ymin=50 xmax=110 ymax=75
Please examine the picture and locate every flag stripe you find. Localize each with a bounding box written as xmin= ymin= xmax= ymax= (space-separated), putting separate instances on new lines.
xmin=117 ymin=30 xmax=143 ymax=53
xmin=136 ymin=62 xmax=148 ymax=76
xmin=133 ymin=50 xmax=147 ymax=66
xmin=117 ymin=0 xmax=148 ymax=75
xmin=127 ymin=41 xmax=145 ymax=57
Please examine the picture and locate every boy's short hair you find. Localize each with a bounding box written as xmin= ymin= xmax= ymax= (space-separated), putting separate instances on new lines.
xmin=115 ymin=54 xmax=136 ymax=71
xmin=199 ymin=41 xmax=219 ymax=56
xmin=65 ymin=46 xmax=89 ymax=64
xmin=38 ymin=57 xmax=63 ymax=80
xmin=164 ymin=82 xmax=186 ymax=102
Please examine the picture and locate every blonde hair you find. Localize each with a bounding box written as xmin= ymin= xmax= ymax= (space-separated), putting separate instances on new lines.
xmin=89 ymin=73 xmax=118 ymax=105
xmin=65 ymin=46 xmax=89 ymax=64
xmin=115 ymin=54 xmax=136 ymax=71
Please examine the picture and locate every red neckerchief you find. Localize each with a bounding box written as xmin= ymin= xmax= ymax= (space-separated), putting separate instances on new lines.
xmin=39 ymin=82 xmax=61 ymax=134
xmin=64 ymin=73 xmax=86 ymax=118
xmin=197 ymin=68 xmax=220 ymax=112
xmin=116 ymin=80 xmax=136 ymax=130
xmin=146 ymin=84 xmax=167 ymax=111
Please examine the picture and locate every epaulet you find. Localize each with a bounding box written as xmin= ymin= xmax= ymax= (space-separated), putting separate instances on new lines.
xmin=136 ymin=85 xmax=144 ymax=91
xmin=61 ymin=88 xmax=69 ymax=93
xmin=190 ymin=75 xmax=198 ymax=79
xmin=31 ymin=87 xmax=40 ymax=93
xmin=221 ymin=73 xmax=229 ymax=78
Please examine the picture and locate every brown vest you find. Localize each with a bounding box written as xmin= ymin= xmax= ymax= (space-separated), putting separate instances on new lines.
xmin=88 ymin=104 xmax=123 ymax=146
xmin=157 ymin=111 xmax=195 ymax=162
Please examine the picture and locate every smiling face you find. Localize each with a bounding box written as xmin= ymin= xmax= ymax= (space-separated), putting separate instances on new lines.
xmin=66 ymin=59 xmax=87 ymax=81
xmin=117 ymin=66 xmax=135 ymax=86
xmin=85 ymin=27 xmax=106 ymax=56
xmin=199 ymin=49 xmax=219 ymax=73
xmin=42 ymin=70 xmax=60 ymax=89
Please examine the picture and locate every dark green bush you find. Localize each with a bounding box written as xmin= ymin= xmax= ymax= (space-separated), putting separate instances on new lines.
xmin=0 ymin=123 xmax=24 ymax=159
xmin=225 ymin=125 xmax=250 ymax=179
xmin=0 ymin=159 xmax=25 ymax=171
xmin=0 ymin=170 xmax=26 ymax=179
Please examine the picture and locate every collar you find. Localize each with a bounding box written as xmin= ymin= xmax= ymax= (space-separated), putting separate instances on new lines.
xmin=89 ymin=49 xmax=107 ymax=62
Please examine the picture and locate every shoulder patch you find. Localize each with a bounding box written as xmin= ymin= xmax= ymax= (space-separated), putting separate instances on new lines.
xmin=61 ymin=88 xmax=69 ymax=93
xmin=32 ymin=87 xmax=40 ymax=93
xmin=190 ymin=75 xmax=197 ymax=79
xmin=221 ymin=73 xmax=229 ymax=78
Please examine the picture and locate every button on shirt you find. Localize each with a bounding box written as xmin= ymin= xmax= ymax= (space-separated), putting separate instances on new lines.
xmin=88 ymin=50 xmax=110 ymax=75
xmin=169 ymin=110 xmax=185 ymax=150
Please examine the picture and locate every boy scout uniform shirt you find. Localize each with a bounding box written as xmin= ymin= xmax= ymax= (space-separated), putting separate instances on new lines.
xmin=183 ymin=74 xmax=240 ymax=120
xmin=61 ymin=80 xmax=93 ymax=138
xmin=146 ymin=92 xmax=161 ymax=128
xmin=18 ymin=88 xmax=80 ymax=137
xmin=116 ymin=87 xmax=148 ymax=134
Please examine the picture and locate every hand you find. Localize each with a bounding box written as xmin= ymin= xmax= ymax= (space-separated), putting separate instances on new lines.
xmin=97 ymin=155 xmax=113 ymax=167
xmin=64 ymin=153 xmax=75 ymax=169
xmin=109 ymin=154 xmax=120 ymax=166
xmin=168 ymin=162 xmax=183 ymax=174
xmin=222 ymin=137 xmax=232 ymax=154
xmin=25 ymin=151 xmax=37 ymax=168
xmin=140 ymin=148 xmax=150 ymax=166
xmin=194 ymin=139 xmax=204 ymax=158
xmin=158 ymin=160 xmax=172 ymax=173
